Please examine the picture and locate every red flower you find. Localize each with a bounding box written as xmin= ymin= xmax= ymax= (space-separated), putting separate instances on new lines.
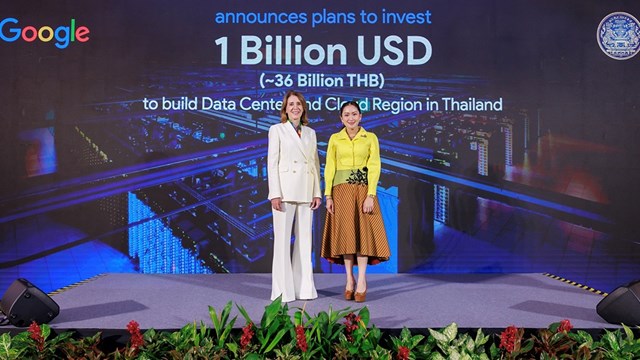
xmin=27 ymin=321 xmax=44 ymax=352
xmin=499 ymin=325 xmax=518 ymax=353
xmin=397 ymin=345 xmax=410 ymax=360
xmin=295 ymin=325 xmax=308 ymax=352
xmin=343 ymin=312 xmax=361 ymax=342
xmin=240 ymin=322 xmax=254 ymax=350
xmin=126 ymin=320 xmax=145 ymax=350
xmin=557 ymin=319 xmax=573 ymax=333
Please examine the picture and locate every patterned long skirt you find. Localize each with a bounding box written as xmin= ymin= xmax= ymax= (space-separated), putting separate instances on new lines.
xmin=321 ymin=183 xmax=391 ymax=265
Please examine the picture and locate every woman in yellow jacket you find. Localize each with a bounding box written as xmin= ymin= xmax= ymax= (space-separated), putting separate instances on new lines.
xmin=321 ymin=100 xmax=391 ymax=303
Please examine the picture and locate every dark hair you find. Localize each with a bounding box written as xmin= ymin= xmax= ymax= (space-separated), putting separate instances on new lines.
xmin=339 ymin=100 xmax=361 ymax=115
xmin=279 ymin=90 xmax=309 ymax=125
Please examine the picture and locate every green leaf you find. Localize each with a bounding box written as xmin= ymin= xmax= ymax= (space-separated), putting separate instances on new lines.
xmin=428 ymin=327 xmax=450 ymax=346
xmin=474 ymin=328 xmax=489 ymax=346
xmin=464 ymin=337 xmax=474 ymax=352
xmin=358 ymin=306 xmax=370 ymax=326
xmin=263 ymin=328 xmax=288 ymax=353
xmin=219 ymin=317 xmax=236 ymax=346
xmin=236 ymin=304 xmax=253 ymax=324
xmin=260 ymin=316 xmax=282 ymax=349
xmin=602 ymin=331 xmax=620 ymax=352
xmin=622 ymin=324 xmax=635 ymax=341
xmin=245 ymin=352 xmax=262 ymax=360
xmin=519 ymin=338 xmax=534 ymax=353
xmin=0 ymin=333 xmax=13 ymax=359
xmin=261 ymin=296 xmax=284 ymax=329
xmin=209 ymin=305 xmax=221 ymax=331
xmin=226 ymin=342 xmax=238 ymax=354
xmin=210 ymin=301 xmax=234 ymax=338
xmin=550 ymin=330 xmax=566 ymax=343
xmin=448 ymin=349 xmax=462 ymax=360
xmin=400 ymin=327 xmax=411 ymax=340
xmin=411 ymin=334 xmax=425 ymax=348
xmin=442 ymin=322 xmax=458 ymax=342
xmin=569 ymin=329 xmax=594 ymax=348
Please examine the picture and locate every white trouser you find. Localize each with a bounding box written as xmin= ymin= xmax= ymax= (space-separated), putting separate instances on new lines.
xmin=271 ymin=201 xmax=318 ymax=302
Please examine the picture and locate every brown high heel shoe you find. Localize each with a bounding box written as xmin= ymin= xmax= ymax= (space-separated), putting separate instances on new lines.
xmin=345 ymin=277 xmax=356 ymax=301
xmin=344 ymin=289 xmax=355 ymax=301
xmin=354 ymin=289 xmax=367 ymax=303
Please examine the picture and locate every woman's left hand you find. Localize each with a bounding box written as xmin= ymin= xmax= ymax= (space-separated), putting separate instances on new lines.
xmin=310 ymin=197 xmax=322 ymax=210
xmin=363 ymin=196 xmax=374 ymax=214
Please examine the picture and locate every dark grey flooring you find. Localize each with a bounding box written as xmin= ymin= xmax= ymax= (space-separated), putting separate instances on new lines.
xmin=2 ymin=273 xmax=615 ymax=332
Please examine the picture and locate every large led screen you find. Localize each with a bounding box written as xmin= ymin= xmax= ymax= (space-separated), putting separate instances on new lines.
xmin=1 ymin=0 xmax=639 ymax=294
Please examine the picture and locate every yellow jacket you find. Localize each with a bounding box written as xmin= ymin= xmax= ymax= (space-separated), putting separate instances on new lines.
xmin=324 ymin=127 xmax=381 ymax=196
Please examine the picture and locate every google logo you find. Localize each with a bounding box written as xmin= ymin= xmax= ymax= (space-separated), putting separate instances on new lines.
xmin=0 ymin=18 xmax=89 ymax=49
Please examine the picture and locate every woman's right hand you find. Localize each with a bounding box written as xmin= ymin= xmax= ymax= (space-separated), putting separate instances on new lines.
xmin=271 ymin=197 xmax=282 ymax=211
xmin=326 ymin=198 xmax=334 ymax=214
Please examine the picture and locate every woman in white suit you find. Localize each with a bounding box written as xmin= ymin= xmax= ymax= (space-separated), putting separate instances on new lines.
xmin=267 ymin=90 xmax=322 ymax=302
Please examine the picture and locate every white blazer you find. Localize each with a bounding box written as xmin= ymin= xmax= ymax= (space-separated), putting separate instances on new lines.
xmin=267 ymin=122 xmax=322 ymax=202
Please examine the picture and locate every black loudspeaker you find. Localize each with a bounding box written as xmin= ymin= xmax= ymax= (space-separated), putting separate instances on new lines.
xmin=0 ymin=278 xmax=60 ymax=327
xmin=596 ymin=280 xmax=640 ymax=326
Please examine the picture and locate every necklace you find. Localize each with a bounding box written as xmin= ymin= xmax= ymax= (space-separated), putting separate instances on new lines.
xmin=347 ymin=127 xmax=360 ymax=140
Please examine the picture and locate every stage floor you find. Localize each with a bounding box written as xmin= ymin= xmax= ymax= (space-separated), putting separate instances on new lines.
xmin=3 ymin=273 xmax=614 ymax=333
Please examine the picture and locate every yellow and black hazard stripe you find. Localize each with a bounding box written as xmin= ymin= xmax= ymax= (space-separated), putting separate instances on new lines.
xmin=48 ymin=273 xmax=107 ymax=296
xmin=543 ymin=272 xmax=608 ymax=297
